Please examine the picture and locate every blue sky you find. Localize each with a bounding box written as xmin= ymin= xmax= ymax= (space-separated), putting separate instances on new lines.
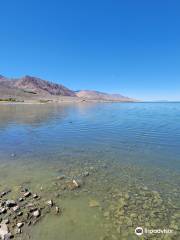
xmin=0 ymin=0 xmax=179 ymax=101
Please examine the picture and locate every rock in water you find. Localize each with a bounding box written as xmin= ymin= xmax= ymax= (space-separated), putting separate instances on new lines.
xmin=55 ymin=206 xmax=60 ymax=214
xmin=47 ymin=200 xmax=53 ymax=207
xmin=89 ymin=199 xmax=100 ymax=208
xmin=33 ymin=210 xmax=40 ymax=218
xmin=5 ymin=200 xmax=16 ymax=207
xmin=0 ymin=223 xmax=9 ymax=240
xmin=24 ymin=192 xmax=31 ymax=198
xmin=17 ymin=223 xmax=23 ymax=228
xmin=73 ymin=179 xmax=80 ymax=187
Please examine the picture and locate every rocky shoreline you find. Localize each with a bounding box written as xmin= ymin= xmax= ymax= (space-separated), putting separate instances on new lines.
xmin=0 ymin=165 xmax=179 ymax=240
xmin=0 ymin=187 xmax=61 ymax=240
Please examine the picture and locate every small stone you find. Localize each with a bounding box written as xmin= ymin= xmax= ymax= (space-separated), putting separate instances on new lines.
xmin=0 ymin=208 xmax=6 ymax=214
xmin=15 ymin=227 xmax=21 ymax=234
xmin=24 ymin=192 xmax=31 ymax=198
xmin=17 ymin=222 xmax=23 ymax=228
xmin=17 ymin=211 xmax=23 ymax=216
xmin=56 ymin=175 xmax=65 ymax=180
xmin=82 ymin=171 xmax=89 ymax=177
xmin=32 ymin=194 xmax=38 ymax=199
xmin=21 ymin=187 xmax=28 ymax=193
xmin=4 ymin=232 xmax=12 ymax=240
xmin=29 ymin=207 xmax=37 ymax=213
xmin=47 ymin=200 xmax=53 ymax=207
xmin=0 ymin=223 xmax=9 ymax=239
xmin=1 ymin=219 xmax=9 ymax=224
xmin=27 ymin=221 xmax=31 ymax=226
xmin=33 ymin=210 xmax=40 ymax=218
xmin=89 ymin=199 xmax=100 ymax=208
xmin=13 ymin=206 xmax=20 ymax=212
xmin=55 ymin=206 xmax=60 ymax=214
xmin=0 ymin=192 xmax=6 ymax=197
xmin=27 ymin=203 xmax=34 ymax=208
xmin=103 ymin=211 xmax=110 ymax=218
xmin=5 ymin=200 xmax=16 ymax=207
xmin=67 ymin=180 xmax=80 ymax=190
xmin=18 ymin=198 xmax=24 ymax=202
xmin=73 ymin=179 xmax=80 ymax=187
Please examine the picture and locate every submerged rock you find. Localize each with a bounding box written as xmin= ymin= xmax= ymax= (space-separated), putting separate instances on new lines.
xmin=67 ymin=179 xmax=81 ymax=190
xmin=47 ymin=200 xmax=53 ymax=207
xmin=73 ymin=179 xmax=80 ymax=188
xmin=1 ymin=220 xmax=9 ymax=225
xmin=0 ymin=223 xmax=9 ymax=240
xmin=33 ymin=210 xmax=40 ymax=218
xmin=14 ymin=227 xmax=21 ymax=234
xmin=17 ymin=222 xmax=23 ymax=228
xmin=82 ymin=171 xmax=89 ymax=177
xmin=12 ymin=206 xmax=20 ymax=212
xmin=18 ymin=198 xmax=24 ymax=202
xmin=0 ymin=208 xmax=6 ymax=214
xmin=56 ymin=175 xmax=65 ymax=180
xmin=24 ymin=192 xmax=31 ymax=198
xmin=89 ymin=199 xmax=100 ymax=208
xmin=5 ymin=200 xmax=16 ymax=208
xmin=32 ymin=194 xmax=38 ymax=199
xmin=55 ymin=206 xmax=60 ymax=214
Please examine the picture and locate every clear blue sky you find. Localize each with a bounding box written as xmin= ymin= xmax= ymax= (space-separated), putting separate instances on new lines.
xmin=0 ymin=0 xmax=179 ymax=101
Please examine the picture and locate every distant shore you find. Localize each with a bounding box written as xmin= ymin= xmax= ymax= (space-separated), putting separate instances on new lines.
xmin=0 ymin=97 xmax=136 ymax=104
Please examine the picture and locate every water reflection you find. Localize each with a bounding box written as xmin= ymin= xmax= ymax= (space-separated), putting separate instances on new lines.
xmin=0 ymin=103 xmax=74 ymax=128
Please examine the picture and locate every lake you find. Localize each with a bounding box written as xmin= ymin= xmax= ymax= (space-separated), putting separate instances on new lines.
xmin=0 ymin=102 xmax=179 ymax=240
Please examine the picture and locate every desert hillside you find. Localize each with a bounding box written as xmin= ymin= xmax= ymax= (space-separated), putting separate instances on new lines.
xmin=76 ymin=90 xmax=133 ymax=102
xmin=0 ymin=75 xmax=135 ymax=102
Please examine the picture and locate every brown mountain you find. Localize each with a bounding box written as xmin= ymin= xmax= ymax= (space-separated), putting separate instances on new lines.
xmin=0 ymin=75 xmax=75 ymax=99
xmin=0 ymin=74 xmax=135 ymax=102
xmin=14 ymin=75 xmax=75 ymax=96
xmin=76 ymin=90 xmax=134 ymax=102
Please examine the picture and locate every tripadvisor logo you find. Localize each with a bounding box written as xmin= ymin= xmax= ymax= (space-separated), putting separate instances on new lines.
xmin=135 ymin=227 xmax=173 ymax=236
xmin=135 ymin=227 xmax=143 ymax=236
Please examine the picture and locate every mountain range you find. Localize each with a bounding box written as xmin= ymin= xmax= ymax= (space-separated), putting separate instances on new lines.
xmin=0 ymin=75 xmax=135 ymax=102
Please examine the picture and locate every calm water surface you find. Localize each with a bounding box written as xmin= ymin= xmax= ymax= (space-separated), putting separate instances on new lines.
xmin=0 ymin=102 xmax=180 ymax=240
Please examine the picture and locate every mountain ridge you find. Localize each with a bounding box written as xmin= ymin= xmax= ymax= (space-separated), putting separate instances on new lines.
xmin=0 ymin=74 xmax=135 ymax=102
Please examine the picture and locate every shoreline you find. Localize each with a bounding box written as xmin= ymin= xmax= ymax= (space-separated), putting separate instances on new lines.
xmin=0 ymin=98 xmax=137 ymax=105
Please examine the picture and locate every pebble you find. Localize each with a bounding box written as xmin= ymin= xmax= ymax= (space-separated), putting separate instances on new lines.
xmin=1 ymin=219 xmax=9 ymax=224
xmin=5 ymin=200 xmax=16 ymax=207
xmin=55 ymin=206 xmax=60 ymax=214
xmin=33 ymin=194 xmax=38 ymax=199
xmin=72 ymin=179 xmax=80 ymax=188
xmin=17 ymin=211 xmax=23 ymax=216
xmin=0 ymin=223 xmax=9 ymax=239
xmin=82 ymin=171 xmax=89 ymax=177
xmin=47 ymin=200 xmax=53 ymax=207
xmin=56 ymin=175 xmax=65 ymax=180
xmin=24 ymin=192 xmax=31 ymax=198
xmin=33 ymin=210 xmax=40 ymax=218
xmin=89 ymin=199 xmax=100 ymax=208
xmin=0 ymin=208 xmax=6 ymax=214
xmin=15 ymin=227 xmax=21 ymax=234
xmin=13 ymin=206 xmax=20 ymax=212
xmin=17 ymin=222 xmax=23 ymax=228
xmin=11 ymin=153 xmax=16 ymax=158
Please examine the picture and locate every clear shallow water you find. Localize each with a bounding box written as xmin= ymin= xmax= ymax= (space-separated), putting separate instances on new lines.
xmin=0 ymin=102 xmax=180 ymax=239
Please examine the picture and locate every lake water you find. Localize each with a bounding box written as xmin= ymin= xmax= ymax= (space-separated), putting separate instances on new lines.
xmin=0 ymin=102 xmax=179 ymax=240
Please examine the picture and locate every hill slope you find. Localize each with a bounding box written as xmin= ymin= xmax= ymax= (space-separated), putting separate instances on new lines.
xmin=0 ymin=74 xmax=135 ymax=102
xmin=0 ymin=75 xmax=75 ymax=100
xmin=76 ymin=90 xmax=134 ymax=102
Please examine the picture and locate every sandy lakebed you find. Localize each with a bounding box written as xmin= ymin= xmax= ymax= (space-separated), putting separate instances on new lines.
xmin=0 ymin=102 xmax=180 ymax=240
